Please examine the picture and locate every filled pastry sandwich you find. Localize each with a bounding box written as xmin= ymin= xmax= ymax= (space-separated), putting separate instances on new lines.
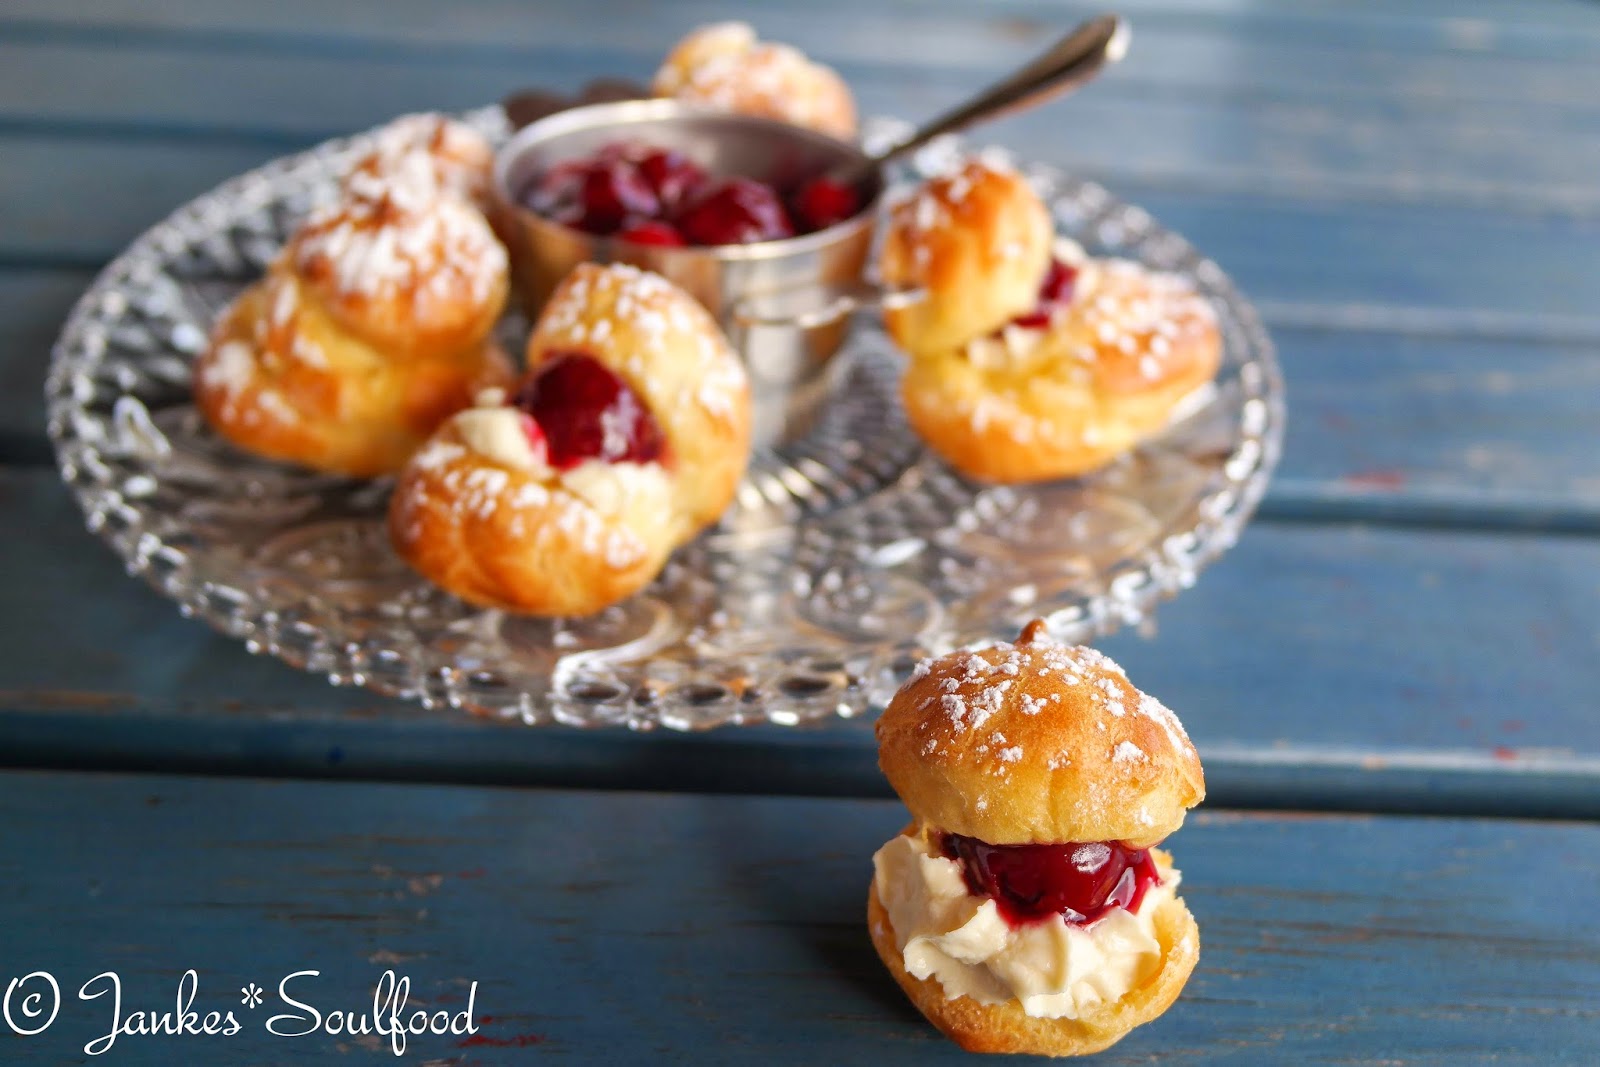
xmin=880 ymin=159 xmax=1222 ymax=482
xmin=870 ymin=620 xmax=1204 ymax=1056
xmin=388 ymin=262 xmax=751 ymax=616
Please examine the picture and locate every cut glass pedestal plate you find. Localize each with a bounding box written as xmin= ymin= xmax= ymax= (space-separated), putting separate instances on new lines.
xmin=47 ymin=110 xmax=1284 ymax=730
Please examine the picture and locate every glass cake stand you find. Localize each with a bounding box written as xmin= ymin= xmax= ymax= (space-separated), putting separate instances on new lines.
xmin=46 ymin=109 xmax=1284 ymax=730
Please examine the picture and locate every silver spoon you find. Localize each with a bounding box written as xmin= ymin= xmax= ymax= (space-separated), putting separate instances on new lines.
xmin=832 ymin=13 xmax=1129 ymax=189
xmin=735 ymin=14 xmax=1129 ymax=328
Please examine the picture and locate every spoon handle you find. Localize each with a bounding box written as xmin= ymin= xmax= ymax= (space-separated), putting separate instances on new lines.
xmin=841 ymin=14 xmax=1129 ymax=185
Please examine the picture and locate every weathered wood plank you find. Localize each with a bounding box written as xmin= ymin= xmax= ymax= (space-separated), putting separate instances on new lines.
xmin=3 ymin=35 xmax=1599 ymax=211
xmin=7 ymin=0 xmax=1600 ymax=64
xmin=0 ymin=138 xmax=285 ymax=265
xmin=0 ymin=770 xmax=1595 ymax=1064
xmin=4 ymin=468 xmax=1599 ymax=813
xmin=0 ymin=269 xmax=94 ymax=461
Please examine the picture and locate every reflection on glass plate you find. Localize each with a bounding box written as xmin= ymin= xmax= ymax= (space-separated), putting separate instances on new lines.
xmin=47 ymin=109 xmax=1283 ymax=729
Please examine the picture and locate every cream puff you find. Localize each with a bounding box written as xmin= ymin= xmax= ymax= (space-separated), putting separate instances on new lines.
xmin=194 ymin=175 xmax=512 ymax=477
xmin=880 ymin=159 xmax=1222 ymax=482
xmin=870 ymin=620 xmax=1205 ymax=1056
xmin=343 ymin=112 xmax=496 ymax=208
xmin=388 ymin=262 xmax=751 ymax=615
xmin=653 ymin=22 xmax=857 ymax=140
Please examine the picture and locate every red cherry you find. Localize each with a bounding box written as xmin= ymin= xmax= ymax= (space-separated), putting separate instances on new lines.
xmin=1012 ymin=258 xmax=1080 ymax=328
xmin=637 ymin=149 xmax=708 ymax=210
xmin=576 ymin=160 xmax=659 ymax=235
xmin=674 ymin=178 xmax=795 ymax=245
xmin=616 ymin=220 xmax=687 ymax=247
xmin=514 ymin=352 xmax=665 ymax=468
xmin=1039 ymin=259 xmax=1078 ymax=305
xmin=940 ymin=833 xmax=1160 ymax=926
xmin=791 ymin=176 xmax=861 ymax=232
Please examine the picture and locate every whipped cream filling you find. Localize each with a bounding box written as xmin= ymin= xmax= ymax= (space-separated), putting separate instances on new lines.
xmin=449 ymin=388 xmax=673 ymax=536
xmin=560 ymin=459 xmax=672 ymax=523
xmin=452 ymin=393 xmax=550 ymax=475
xmin=872 ymin=831 xmax=1173 ymax=1020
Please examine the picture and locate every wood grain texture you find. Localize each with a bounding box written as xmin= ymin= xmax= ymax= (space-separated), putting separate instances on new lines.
xmin=3 ymin=32 xmax=1599 ymax=210
xmin=5 ymin=468 xmax=1600 ymax=814
xmin=0 ymin=770 xmax=1596 ymax=1064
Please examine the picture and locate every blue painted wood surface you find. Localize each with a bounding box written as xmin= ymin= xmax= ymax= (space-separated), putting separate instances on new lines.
xmin=1 ymin=770 xmax=1597 ymax=1065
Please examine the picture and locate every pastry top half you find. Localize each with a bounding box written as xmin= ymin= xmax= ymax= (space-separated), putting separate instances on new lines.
xmin=876 ymin=620 xmax=1205 ymax=849
xmin=878 ymin=157 xmax=1053 ymax=357
xmin=285 ymin=173 xmax=508 ymax=359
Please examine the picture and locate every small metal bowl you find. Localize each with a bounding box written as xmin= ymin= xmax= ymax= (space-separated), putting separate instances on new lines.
xmin=492 ymin=99 xmax=885 ymax=446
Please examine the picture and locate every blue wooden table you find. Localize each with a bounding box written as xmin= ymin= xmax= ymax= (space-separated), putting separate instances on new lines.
xmin=3 ymin=1 xmax=1599 ymax=1062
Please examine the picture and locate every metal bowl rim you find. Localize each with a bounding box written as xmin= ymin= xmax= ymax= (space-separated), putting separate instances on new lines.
xmin=493 ymin=98 xmax=884 ymax=263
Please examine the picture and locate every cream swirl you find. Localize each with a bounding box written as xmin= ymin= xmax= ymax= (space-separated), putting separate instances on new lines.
xmin=872 ymin=831 xmax=1174 ymax=1020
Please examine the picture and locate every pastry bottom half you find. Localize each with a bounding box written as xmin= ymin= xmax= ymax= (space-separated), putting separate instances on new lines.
xmin=866 ymin=852 xmax=1199 ymax=1057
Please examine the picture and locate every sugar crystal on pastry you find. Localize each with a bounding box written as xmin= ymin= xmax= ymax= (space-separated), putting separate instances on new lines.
xmin=869 ymin=620 xmax=1204 ymax=1056
xmin=343 ymin=112 xmax=495 ymax=207
xmin=654 ymin=22 xmax=857 ymax=140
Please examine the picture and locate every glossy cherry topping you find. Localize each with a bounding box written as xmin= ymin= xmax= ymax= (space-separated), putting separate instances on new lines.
xmin=514 ymin=352 xmax=665 ymax=469
xmin=791 ymin=176 xmax=861 ymax=232
xmin=519 ymin=140 xmax=862 ymax=246
xmin=675 ymin=178 xmax=795 ymax=245
xmin=940 ymin=833 xmax=1160 ymax=926
xmin=1011 ymin=258 xmax=1080 ymax=329
xmin=635 ymin=148 xmax=706 ymax=210
xmin=615 ymin=220 xmax=686 ymax=247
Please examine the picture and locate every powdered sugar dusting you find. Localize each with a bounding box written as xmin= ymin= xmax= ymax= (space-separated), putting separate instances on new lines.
xmin=536 ymin=263 xmax=744 ymax=422
xmin=655 ymin=22 xmax=846 ymax=134
xmin=1072 ymin=258 xmax=1216 ymax=381
xmin=199 ymin=341 xmax=253 ymax=397
xmin=1071 ymin=843 xmax=1111 ymax=873
xmin=1138 ymin=691 xmax=1195 ymax=757
xmin=293 ymin=186 xmax=505 ymax=311
xmin=347 ymin=113 xmax=491 ymax=203
xmin=1112 ymin=741 xmax=1147 ymax=764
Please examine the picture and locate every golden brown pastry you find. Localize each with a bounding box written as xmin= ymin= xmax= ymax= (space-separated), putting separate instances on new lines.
xmin=388 ymin=262 xmax=751 ymax=615
xmin=343 ymin=112 xmax=495 ymax=208
xmin=870 ymin=620 xmax=1205 ymax=1056
xmin=880 ymin=158 xmax=1222 ymax=483
xmin=653 ymin=22 xmax=857 ymax=140
xmin=879 ymin=159 xmax=1054 ymax=357
xmin=194 ymin=177 xmax=512 ymax=477
xmin=901 ymin=247 xmax=1222 ymax=483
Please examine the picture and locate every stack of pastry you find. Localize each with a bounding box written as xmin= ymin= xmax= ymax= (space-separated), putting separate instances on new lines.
xmin=879 ymin=159 xmax=1222 ymax=482
xmin=194 ymin=113 xmax=512 ymax=477
xmin=870 ymin=620 xmax=1205 ymax=1055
